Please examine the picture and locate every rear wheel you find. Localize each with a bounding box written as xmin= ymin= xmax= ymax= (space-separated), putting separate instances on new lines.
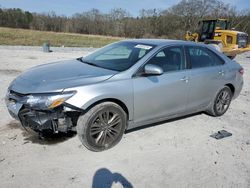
xmin=207 ymin=86 xmax=232 ymax=116
xmin=76 ymin=102 xmax=127 ymax=152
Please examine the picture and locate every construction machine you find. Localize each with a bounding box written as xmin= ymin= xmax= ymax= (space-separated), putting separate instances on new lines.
xmin=185 ymin=19 xmax=250 ymax=59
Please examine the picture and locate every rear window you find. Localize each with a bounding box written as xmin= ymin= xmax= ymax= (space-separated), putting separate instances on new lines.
xmin=187 ymin=46 xmax=224 ymax=69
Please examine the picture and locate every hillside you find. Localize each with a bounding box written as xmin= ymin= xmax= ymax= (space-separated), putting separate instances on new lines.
xmin=0 ymin=27 xmax=123 ymax=47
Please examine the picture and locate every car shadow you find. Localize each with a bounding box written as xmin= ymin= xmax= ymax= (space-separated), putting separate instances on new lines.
xmin=125 ymin=112 xmax=203 ymax=134
xmin=21 ymin=130 xmax=76 ymax=145
xmin=92 ymin=168 xmax=133 ymax=188
xmin=6 ymin=120 xmax=76 ymax=145
xmin=6 ymin=112 xmax=203 ymax=145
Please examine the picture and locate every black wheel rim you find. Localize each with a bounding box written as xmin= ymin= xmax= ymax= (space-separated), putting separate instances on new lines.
xmin=215 ymin=90 xmax=231 ymax=114
xmin=90 ymin=110 xmax=122 ymax=147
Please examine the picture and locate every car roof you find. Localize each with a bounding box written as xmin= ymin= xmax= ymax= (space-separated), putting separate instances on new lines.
xmin=122 ymin=39 xmax=200 ymax=47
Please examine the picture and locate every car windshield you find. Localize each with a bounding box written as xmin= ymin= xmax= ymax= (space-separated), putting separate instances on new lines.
xmin=81 ymin=41 xmax=155 ymax=72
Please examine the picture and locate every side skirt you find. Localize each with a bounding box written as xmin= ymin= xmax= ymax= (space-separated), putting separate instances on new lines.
xmin=126 ymin=106 xmax=206 ymax=130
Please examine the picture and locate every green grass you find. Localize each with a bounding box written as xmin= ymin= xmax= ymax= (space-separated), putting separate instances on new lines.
xmin=0 ymin=27 xmax=123 ymax=48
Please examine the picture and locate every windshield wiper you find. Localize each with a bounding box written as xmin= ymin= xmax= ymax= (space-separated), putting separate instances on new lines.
xmin=77 ymin=57 xmax=101 ymax=68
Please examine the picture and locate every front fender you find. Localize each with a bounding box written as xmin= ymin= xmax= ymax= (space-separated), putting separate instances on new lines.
xmin=64 ymin=79 xmax=134 ymax=120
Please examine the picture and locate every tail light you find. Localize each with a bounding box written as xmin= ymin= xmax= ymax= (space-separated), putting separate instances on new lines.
xmin=239 ymin=68 xmax=244 ymax=75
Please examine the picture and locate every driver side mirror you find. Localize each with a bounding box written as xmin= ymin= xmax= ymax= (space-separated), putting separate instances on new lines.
xmin=144 ymin=64 xmax=163 ymax=76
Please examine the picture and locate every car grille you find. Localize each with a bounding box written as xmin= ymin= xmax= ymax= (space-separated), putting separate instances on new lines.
xmin=237 ymin=33 xmax=248 ymax=48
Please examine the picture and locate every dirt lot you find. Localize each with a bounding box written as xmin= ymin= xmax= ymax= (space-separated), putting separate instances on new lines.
xmin=0 ymin=46 xmax=249 ymax=188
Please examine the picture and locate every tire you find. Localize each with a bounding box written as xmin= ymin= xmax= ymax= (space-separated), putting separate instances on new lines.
xmin=206 ymin=86 xmax=232 ymax=117
xmin=76 ymin=102 xmax=127 ymax=152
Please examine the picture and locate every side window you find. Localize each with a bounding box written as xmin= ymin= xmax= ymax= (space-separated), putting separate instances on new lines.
xmin=206 ymin=48 xmax=225 ymax=66
xmin=147 ymin=46 xmax=185 ymax=72
xmin=187 ymin=46 xmax=224 ymax=69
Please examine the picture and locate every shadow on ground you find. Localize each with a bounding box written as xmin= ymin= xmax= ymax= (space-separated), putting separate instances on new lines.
xmin=22 ymin=131 xmax=76 ymax=145
xmin=92 ymin=168 xmax=133 ymax=188
xmin=5 ymin=112 xmax=204 ymax=145
xmin=6 ymin=120 xmax=20 ymax=129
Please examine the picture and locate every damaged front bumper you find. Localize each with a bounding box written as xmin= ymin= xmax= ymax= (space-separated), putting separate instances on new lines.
xmin=5 ymin=90 xmax=82 ymax=134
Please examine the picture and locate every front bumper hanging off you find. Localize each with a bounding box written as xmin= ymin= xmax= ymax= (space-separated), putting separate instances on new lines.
xmin=6 ymin=91 xmax=81 ymax=134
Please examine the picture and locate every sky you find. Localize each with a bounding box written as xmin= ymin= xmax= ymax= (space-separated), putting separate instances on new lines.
xmin=0 ymin=0 xmax=249 ymax=17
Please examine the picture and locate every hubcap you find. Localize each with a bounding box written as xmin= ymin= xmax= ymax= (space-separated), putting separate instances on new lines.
xmin=216 ymin=90 xmax=230 ymax=114
xmin=90 ymin=110 xmax=122 ymax=147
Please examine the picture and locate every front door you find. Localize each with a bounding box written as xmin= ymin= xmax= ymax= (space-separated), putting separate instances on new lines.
xmin=133 ymin=46 xmax=189 ymax=123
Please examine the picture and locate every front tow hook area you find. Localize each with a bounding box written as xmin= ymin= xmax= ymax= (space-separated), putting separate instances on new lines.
xmin=17 ymin=106 xmax=79 ymax=136
xmin=19 ymin=108 xmax=57 ymax=133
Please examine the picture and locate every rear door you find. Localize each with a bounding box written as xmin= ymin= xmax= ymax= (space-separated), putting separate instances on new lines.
xmin=185 ymin=45 xmax=226 ymax=111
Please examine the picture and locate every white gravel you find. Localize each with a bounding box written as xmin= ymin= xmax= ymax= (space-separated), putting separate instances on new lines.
xmin=0 ymin=46 xmax=249 ymax=188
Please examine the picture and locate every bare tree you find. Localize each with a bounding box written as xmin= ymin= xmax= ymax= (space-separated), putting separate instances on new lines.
xmin=1 ymin=1 xmax=249 ymax=40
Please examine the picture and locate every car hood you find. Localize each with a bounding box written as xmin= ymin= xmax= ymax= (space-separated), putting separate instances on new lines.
xmin=9 ymin=59 xmax=118 ymax=94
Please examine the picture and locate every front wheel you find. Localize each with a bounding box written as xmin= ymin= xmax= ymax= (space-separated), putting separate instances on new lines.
xmin=207 ymin=86 xmax=232 ymax=116
xmin=76 ymin=102 xmax=127 ymax=152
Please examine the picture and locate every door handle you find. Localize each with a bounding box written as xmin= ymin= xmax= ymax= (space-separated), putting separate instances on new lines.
xmin=219 ymin=70 xmax=225 ymax=76
xmin=180 ymin=76 xmax=189 ymax=83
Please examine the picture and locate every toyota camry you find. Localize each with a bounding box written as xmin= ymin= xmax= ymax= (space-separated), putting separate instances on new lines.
xmin=5 ymin=39 xmax=244 ymax=151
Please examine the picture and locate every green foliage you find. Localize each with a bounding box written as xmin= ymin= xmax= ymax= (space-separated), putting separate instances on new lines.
xmin=0 ymin=8 xmax=33 ymax=28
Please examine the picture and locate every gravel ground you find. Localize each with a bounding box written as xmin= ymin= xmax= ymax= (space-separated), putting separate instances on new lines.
xmin=0 ymin=46 xmax=249 ymax=188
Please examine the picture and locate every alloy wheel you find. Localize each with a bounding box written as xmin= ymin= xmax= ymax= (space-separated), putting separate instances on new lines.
xmin=89 ymin=110 xmax=122 ymax=147
xmin=215 ymin=89 xmax=231 ymax=114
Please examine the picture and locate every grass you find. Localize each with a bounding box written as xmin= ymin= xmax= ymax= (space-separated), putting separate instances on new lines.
xmin=0 ymin=27 xmax=124 ymax=48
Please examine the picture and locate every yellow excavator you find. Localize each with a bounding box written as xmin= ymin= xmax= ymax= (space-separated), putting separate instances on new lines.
xmin=185 ymin=19 xmax=250 ymax=59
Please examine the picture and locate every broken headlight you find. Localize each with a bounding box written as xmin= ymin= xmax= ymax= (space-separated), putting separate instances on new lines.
xmin=23 ymin=91 xmax=76 ymax=110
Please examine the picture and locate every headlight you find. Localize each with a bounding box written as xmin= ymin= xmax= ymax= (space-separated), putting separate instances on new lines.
xmin=23 ymin=91 xmax=76 ymax=110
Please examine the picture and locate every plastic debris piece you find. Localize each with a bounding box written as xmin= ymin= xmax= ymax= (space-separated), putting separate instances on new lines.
xmin=210 ymin=130 xmax=232 ymax=139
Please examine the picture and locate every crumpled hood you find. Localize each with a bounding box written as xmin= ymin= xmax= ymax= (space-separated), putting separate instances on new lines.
xmin=9 ymin=59 xmax=118 ymax=94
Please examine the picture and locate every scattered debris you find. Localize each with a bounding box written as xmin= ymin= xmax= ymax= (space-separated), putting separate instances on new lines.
xmin=22 ymin=141 xmax=29 ymax=145
xmin=0 ymin=69 xmax=21 ymax=76
xmin=8 ymin=135 xmax=17 ymax=140
xmin=69 ymin=175 xmax=78 ymax=183
xmin=210 ymin=130 xmax=232 ymax=140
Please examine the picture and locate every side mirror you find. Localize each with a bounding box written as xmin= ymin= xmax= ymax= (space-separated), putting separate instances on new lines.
xmin=144 ymin=64 xmax=163 ymax=76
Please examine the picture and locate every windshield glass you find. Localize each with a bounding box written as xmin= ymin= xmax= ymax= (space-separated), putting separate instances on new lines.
xmin=82 ymin=41 xmax=155 ymax=71
xmin=216 ymin=20 xmax=228 ymax=30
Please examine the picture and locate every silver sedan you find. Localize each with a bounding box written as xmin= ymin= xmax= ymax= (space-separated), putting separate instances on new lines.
xmin=5 ymin=39 xmax=244 ymax=151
